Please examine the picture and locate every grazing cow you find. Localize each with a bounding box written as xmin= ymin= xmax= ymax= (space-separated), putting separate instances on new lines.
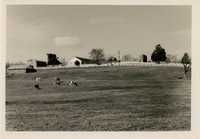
xmin=53 ymin=77 xmax=64 ymax=86
xmin=34 ymin=77 xmax=41 ymax=89
xmin=68 ymin=80 xmax=78 ymax=87
xmin=55 ymin=77 xmax=62 ymax=85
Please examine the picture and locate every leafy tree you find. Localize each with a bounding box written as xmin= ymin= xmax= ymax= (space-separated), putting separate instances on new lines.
xmin=151 ymin=44 xmax=167 ymax=63
xmin=181 ymin=53 xmax=191 ymax=75
xmin=89 ymin=48 xmax=105 ymax=65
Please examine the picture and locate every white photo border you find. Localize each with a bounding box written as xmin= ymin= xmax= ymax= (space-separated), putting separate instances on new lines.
xmin=1 ymin=0 xmax=199 ymax=139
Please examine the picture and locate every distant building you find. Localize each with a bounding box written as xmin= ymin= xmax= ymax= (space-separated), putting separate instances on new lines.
xmin=69 ymin=57 xmax=97 ymax=66
xmin=47 ymin=53 xmax=62 ymax=65
xmin=26 ymin=65 xmax=37 ymax=73
xmin=27 ymin=59 xmax=47 ymax=67
xmin=142 ymin=54 xmax=147 ymax=62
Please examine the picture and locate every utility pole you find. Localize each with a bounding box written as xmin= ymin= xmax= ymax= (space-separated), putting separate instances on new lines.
xmin=118 ymin=51 xmax=121 ymax=66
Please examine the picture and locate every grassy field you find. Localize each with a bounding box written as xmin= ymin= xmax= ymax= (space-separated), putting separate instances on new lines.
xmin=6 ymin=65 xmax=191 ymax=131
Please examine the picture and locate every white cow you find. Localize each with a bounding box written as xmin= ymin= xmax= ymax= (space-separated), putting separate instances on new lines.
xmin=34 ymin=77 xmax=41 ymax=89
xmin=68 ymin=80 xmax=78 ymax=86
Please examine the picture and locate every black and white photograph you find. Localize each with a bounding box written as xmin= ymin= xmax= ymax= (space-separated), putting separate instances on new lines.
xmin=5 ymin=5 xmax=191 ymax=131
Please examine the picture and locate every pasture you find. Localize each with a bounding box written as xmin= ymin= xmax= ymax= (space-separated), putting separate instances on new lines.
xmin=6 ymin=65 xmax=191 ymax=131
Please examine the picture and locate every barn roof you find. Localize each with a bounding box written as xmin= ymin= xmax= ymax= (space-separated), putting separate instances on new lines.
xmin=75 ymin=57 xmax=96 ymax=64
xmin=75 ymin=57 xmax=94 ymax=61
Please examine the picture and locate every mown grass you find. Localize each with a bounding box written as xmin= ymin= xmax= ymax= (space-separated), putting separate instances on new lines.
xmin=6 ymin=66 xmax=191 ymax=131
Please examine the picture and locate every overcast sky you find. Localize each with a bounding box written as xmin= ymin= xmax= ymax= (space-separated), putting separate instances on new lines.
xmin=7 ymin=5 xmax=191 ymax=62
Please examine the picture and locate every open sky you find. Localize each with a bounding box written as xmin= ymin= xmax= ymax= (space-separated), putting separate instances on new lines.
xmin=7 ymin=5 xmax=191 ymax=63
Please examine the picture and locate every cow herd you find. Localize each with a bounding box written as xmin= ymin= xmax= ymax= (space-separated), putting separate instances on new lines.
xmin=34 ymin=76 xmax=79 ymax=90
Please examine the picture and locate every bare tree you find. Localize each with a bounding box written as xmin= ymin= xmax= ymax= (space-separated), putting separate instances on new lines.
xmin=165 ymin=56 xmax=171 ymax=63
xmin=89 ymin=48 xmax=105 ymax=65
xmin=166 ymin=54 xmax=178 ymax=63
xmin=122 ymin=54 xmax=132 ymax=61
xmin=132 ymin=56 xmax=140 ymax=62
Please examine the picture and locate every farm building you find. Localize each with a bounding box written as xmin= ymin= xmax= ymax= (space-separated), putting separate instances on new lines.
xmin=47 ymin=53 xmax=62 ymax=65
xmin=142 ymin=54 xmax=148 ymax=62
xmin=69 ymin=57 xmax=97 ymax=66
xmin=27 ymin=59 xmax=47 ymax=67
xmin=26 ymin=65 xmax=37 ymax=73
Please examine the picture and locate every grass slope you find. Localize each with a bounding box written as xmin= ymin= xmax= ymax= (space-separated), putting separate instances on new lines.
xmin=6 ymin=66 xmax=191 ymax=131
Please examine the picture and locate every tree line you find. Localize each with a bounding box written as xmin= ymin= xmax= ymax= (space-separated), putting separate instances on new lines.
xmin=6 ymin=44 xmax=191 ymax=76
xmin=89 ymin=44 xmax=191 ymax=75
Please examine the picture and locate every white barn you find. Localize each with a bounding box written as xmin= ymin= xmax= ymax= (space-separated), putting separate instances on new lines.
xmin=68 ymin=57 xmax=82 ymax=66
xmin=68 ymin=57 xmax=96 ymax=66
